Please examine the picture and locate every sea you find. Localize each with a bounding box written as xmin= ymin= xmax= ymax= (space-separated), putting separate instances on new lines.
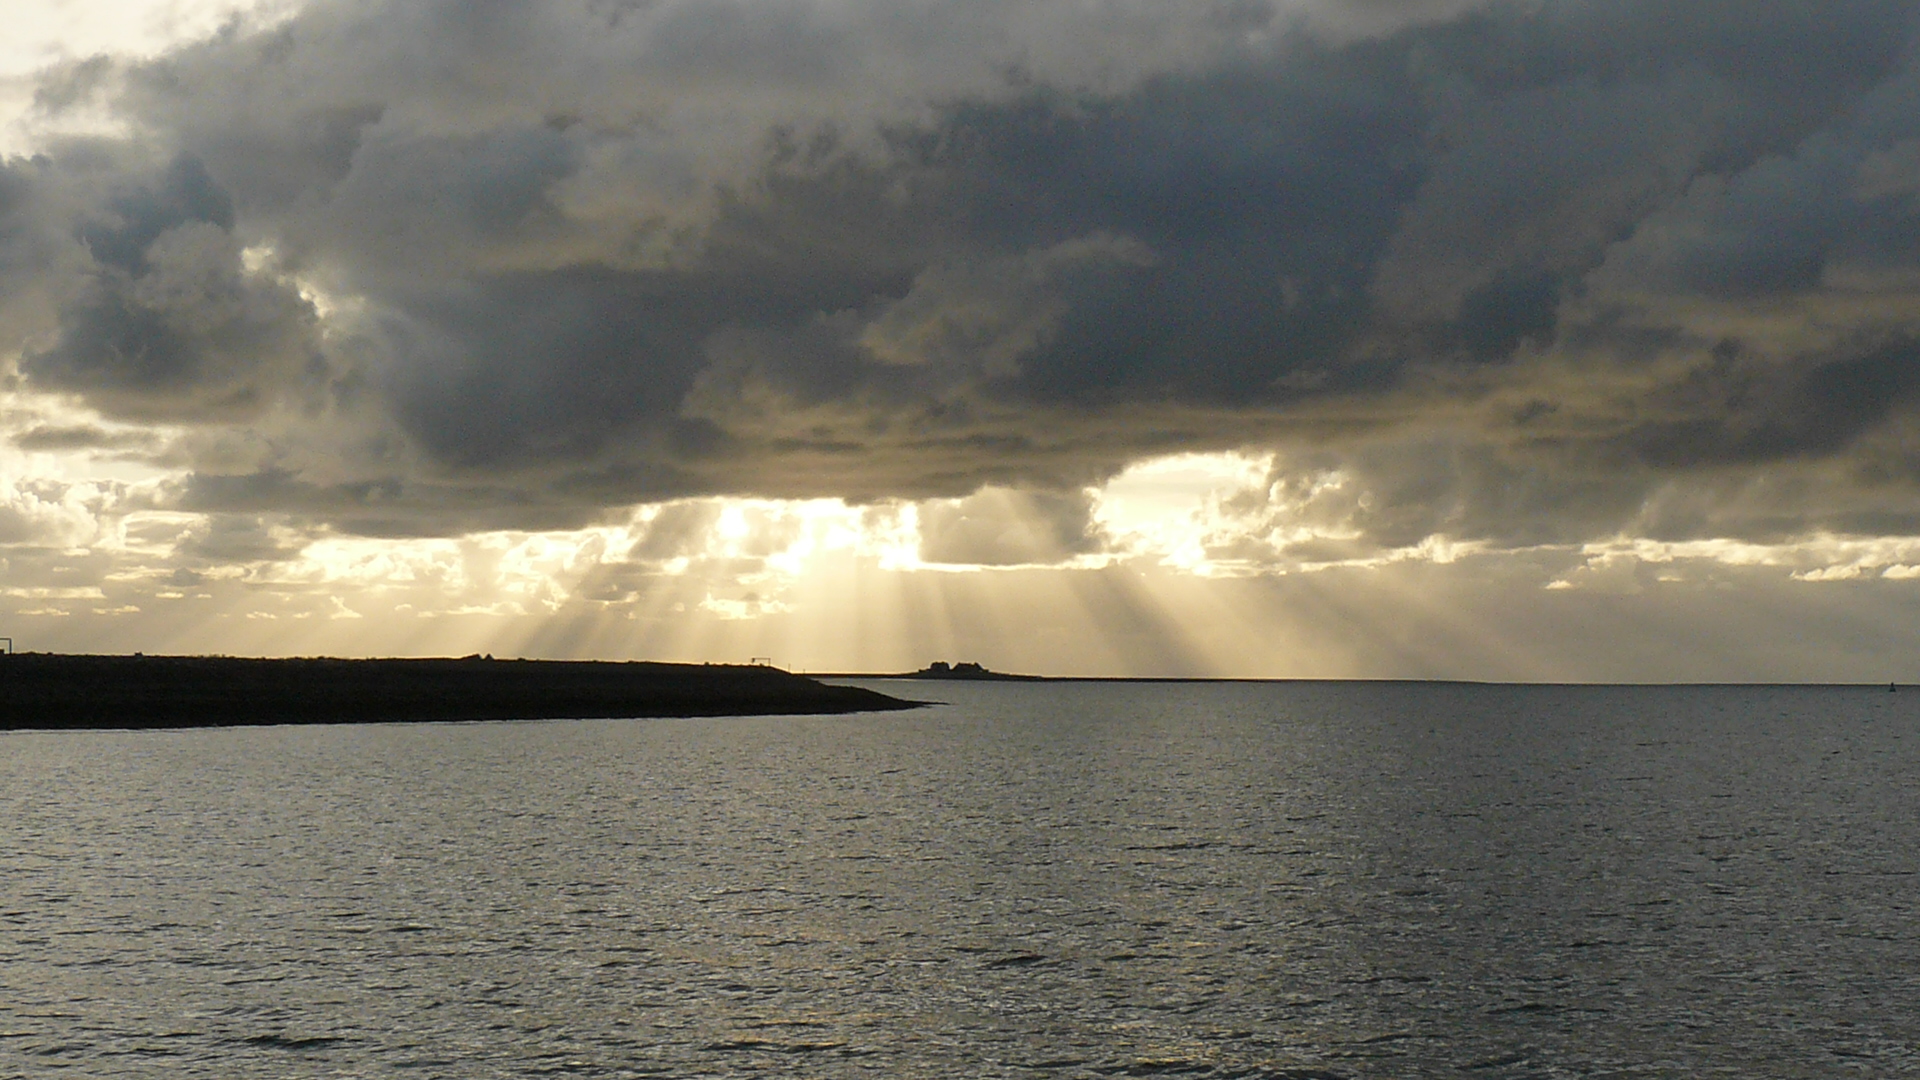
xmin=1 ymin=681 xmax=1915 ymax=1079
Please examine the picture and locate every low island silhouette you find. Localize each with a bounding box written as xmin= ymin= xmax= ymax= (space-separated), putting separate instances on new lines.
xmin=806 ymin=660 xmax=1045 ymax=680
xmin=903 ymin=661 xmax=1043 ymax=681
xmin=0 ymin=653 xmax=920 ymax=730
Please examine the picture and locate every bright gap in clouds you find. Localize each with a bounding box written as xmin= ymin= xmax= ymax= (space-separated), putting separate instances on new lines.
xmin=7 ymin=437 xmax=1920 ymax=679
xmin=0 ymin=0 xmax=287 ymax=155
xmin=0 ymin=443 xmax=1268 ymax=669
xmin=1092 ymin=452 xmax=1274 ymax=574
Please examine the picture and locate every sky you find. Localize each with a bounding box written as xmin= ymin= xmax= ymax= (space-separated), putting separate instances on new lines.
xmin=4 ymin=0 xmax=1920 ymax=679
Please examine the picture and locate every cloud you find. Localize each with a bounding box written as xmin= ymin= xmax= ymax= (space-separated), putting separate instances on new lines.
xmin=0 ymin=477 xmax=99 ymax=546
xmin=859 ymin=232 xmax=1156 ymax=376
xmin=10 ymin=422 xmax=160 ymax=452
xmin=0 ymin=0 xmax=1915 ymax=566
xmin=917 ymin=486 xmax=1105 ymax=566
xmin=3 ymin=150 xmax=323 ymax=421
xmin=174 ymin=512 xmax=310 ymax=563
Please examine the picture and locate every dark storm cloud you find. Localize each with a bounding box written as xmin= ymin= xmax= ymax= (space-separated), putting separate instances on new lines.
xmin=1603 ymin=337 xmax=1920 ymax=471
xmin=4 ymin=150 xmax=323 ymax=420
xmin=8 ymin=0 xmax=1920 ymax=545
xmin=175 ymin=467 xmax=624 ymax=538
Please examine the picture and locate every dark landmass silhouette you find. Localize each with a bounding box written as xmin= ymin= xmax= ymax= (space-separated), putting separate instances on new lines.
xmin=0 ymin=654 xmax=920 ymax=730
xmin=902 ymin=661 xmax=1042 ymax=681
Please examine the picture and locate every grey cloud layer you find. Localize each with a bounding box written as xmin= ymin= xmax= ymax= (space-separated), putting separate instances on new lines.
xmin=6 ymin=0 xmax=1920 ymax=546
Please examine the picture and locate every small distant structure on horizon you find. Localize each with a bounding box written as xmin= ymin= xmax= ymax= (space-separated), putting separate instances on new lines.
xmin=906 ymin=660 xmax=1041 ymax=681
xmin=749 ymin=656 xmax=777 ymax=668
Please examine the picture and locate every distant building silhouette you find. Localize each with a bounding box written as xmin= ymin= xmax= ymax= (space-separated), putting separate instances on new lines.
xmin=906 ymin=660 xmax=1038 ymax=681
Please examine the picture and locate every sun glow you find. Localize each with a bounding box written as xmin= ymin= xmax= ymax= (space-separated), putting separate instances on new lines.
xmin=7 ymin=428 xmax=1920 ymax=678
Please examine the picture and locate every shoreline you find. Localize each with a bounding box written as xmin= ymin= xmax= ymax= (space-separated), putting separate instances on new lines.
xmin=0 ymin=654 xmax=922 ymax=730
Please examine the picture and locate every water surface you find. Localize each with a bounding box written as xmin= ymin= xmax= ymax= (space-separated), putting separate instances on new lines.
xmin=2 ymin=682 xmax=1915 ymax=1077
